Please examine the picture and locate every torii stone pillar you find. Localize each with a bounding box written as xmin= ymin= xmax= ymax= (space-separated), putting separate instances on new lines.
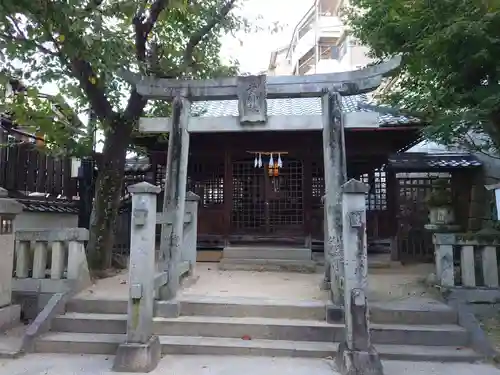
xmin=158 ymin=94 xmax=191 ymax=301
xmin=336 ymin=179 xmax=383 ymax=375
xmin=322 ymin=90 xmax=347 ymax=305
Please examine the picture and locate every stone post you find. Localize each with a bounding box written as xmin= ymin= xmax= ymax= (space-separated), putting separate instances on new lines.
xmin=432 ymin=233 xmax=455 ymax=287
xmin=336 ymin=179 xmax=383 ymax=375
xmin=183 ymin=192 xmax=200 ymax=276
xmin=0 ymin=188 xmax=22 ymax=330
xmin=158 ymin=95 xmax=190 ymax=301
xmin=113 ymin=182 xmax=161 ymax=373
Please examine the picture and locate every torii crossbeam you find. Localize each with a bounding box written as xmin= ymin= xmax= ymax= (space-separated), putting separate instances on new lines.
xmin=136 ymin=56 xmax=401 ymax=100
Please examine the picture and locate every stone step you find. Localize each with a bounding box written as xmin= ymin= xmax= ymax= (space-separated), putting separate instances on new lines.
xmin=66 ymin=299 xmax=127 ymax=314
xmin=52 ymin=313 xmax=126 ymax=334
xmin=179 ymin=296 xmax=326 ymax=321
xmin=223 ymin=247 xmax=312 ymax=261
xmin=35 ymin=332 xmax=481 ymax=362
xmin=64 ymin=296 xmax=458 ymax=325
xmin=51 ymin=313 xmax=468 ymax=347
xmin=180 ymin=296 xmax=458 ymax=325
xmin=349 ymin=299 xmax=458 ymax=326
xmin=218 ymin=259 xmax=317 ymax=273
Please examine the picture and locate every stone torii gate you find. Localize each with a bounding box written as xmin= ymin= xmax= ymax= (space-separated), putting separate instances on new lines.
xmin=134 ymin=57 xmax=400 ymax=374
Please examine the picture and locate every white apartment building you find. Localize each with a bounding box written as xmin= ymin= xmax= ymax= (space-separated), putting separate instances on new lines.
xmin=268 ymin=0 xmax=372 ymax=76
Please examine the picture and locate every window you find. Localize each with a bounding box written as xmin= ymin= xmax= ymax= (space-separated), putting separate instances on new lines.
xmin=319 ymin=42 xmax=347 ymax=61
xmin=331 ymin=42 xmax=346 ymax=61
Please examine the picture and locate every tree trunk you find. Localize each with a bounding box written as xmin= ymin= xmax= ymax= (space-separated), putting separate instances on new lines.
xmin=87 ymin=118 xmax=133 ymax=270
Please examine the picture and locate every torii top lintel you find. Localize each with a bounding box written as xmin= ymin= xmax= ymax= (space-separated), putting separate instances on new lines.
xmin=135 ymin=56 xmax=401 ymax=102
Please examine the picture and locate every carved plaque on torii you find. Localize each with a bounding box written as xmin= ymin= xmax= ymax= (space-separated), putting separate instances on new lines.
xmin=237 ymin=75 xmax=268 ymax=124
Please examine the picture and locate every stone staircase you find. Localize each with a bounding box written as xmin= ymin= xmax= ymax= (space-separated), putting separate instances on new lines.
xmin=219 ymin=246 xmax=317 ymax=272
xmin=35 ymin=296 xmax=482 ymax=362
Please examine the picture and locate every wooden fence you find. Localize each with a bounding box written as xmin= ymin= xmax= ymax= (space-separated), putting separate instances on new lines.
xmin=0 ymin=143 xmax=76 ymax=198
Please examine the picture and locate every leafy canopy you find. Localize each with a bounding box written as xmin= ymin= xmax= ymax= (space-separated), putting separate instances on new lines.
xmin=346 ymin=0 xmax=500 ymax=151
xmin=0 ymin=0 xmax=253 ymax=155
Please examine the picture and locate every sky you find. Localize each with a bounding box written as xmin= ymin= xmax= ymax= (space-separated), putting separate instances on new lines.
xmin=220 ymin=0 xmax=313 ymax=73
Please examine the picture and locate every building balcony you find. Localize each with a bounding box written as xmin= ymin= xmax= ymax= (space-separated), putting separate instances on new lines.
xmin=290 ymin=16 xmax=344 ymax=69
xmin=304 ymin=58 xmax=351 ymax=75
xmin=317 ymin=16 xmax=344 ymax=37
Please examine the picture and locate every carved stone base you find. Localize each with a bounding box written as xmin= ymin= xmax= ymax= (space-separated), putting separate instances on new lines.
xmin=336 ymin=342 xmax=384 ymax=375
xmin=113 ymin=335 xmax=161 ymax=373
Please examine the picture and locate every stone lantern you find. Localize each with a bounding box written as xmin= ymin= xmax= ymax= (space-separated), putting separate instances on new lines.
xmin=0 ymin=187 xmax=23 ymax=329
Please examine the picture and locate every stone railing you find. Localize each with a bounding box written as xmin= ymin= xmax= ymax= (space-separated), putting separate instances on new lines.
xmin=433 ymin=233 xmax=500 ymax=289
xmin=13 ymin=228 xmax=91 ymax=295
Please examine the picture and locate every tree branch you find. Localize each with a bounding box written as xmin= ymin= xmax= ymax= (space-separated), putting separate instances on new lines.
xmin=134 ymin=0 xmax=170 ymax=62
xmin=127 ymin=0 xmax=172 ymax=120
xmin=84 ymin=0 xmax=104 ymax=12
xmin=1 ymin=15 xmax=59 ymax=57
xmin=17 ymin=4 xmax=115 ymax=124
xmin=0 ymin=32 xmax=58 ymax=57
xmin=183 ymin=0 xmax=237 ymax=70
xmin=70 ymin=58 xmax=114 ymax=122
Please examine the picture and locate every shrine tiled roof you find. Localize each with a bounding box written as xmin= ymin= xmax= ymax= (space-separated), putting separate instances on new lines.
xmin=388 ymin=153 xmax=482 ymax=170
xmin=18 ymin=198 xmax=79 ymax=214
xmin=191 ymin=94 xmax=420 ymax=126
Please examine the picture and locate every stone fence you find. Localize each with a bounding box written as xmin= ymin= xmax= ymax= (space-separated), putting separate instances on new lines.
xmin=12 ymin=228 xmax=91 ymax=319
xmin=0 ymin=186 xmax=92 ymax=326
xmin=433 ymin=233 xmax=500 ymax=290
xmin=13 ymin=228 xmax=90 ymax=291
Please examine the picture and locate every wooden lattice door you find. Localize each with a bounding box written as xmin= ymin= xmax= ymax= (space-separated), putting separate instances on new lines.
xmin=396 ymin=173 xmax=451 ymax=263
xmin=231 ymin=158 xmax=304 ymax=237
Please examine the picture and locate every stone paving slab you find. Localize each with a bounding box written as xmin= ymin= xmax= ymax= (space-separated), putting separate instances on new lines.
xmin=74 ymin=262 xmax=437 ymax=303
xmin=0 ymin=354 xmax=499 ymax=375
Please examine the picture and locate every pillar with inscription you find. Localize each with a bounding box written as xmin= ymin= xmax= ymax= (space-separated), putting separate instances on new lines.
xmin=113 ymin=182 xmax=161 ymax=373
xmin=322 ymin=90 xmax=346 ymax=306
xmin=336 ymin=179 xmax=383 ymax=375
xmin=158 ymin=94 xmax=191 ymax=301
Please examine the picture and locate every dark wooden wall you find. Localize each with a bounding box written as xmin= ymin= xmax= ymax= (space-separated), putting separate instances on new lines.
xmin=143 ymin=128 xmax=419 ymax=248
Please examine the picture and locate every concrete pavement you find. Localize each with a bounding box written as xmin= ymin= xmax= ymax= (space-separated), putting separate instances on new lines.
xmin=0 ymin=354 xmax=499 ymax=375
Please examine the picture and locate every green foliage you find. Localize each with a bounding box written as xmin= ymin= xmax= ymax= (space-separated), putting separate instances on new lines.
xmin=0 ymin=0 xmax=265 ymax=270
xmin=346 ymin=0 xmax=500 ymax=152
xmin=0 ymin=0 xmax=249 ymax=156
